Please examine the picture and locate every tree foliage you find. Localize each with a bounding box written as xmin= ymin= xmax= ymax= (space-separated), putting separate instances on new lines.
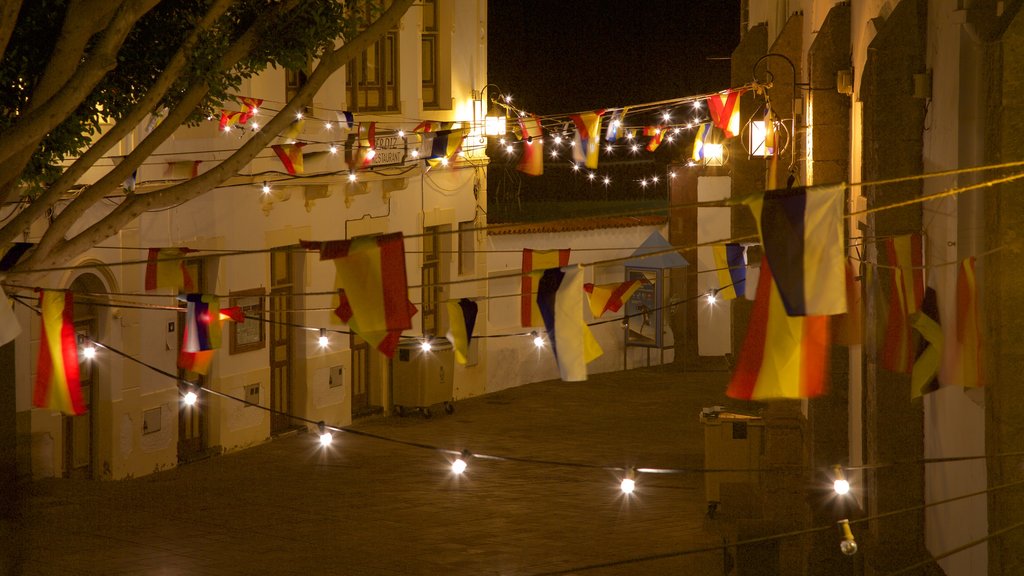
xmin=0 ymin=0 xmax=413 ymax=276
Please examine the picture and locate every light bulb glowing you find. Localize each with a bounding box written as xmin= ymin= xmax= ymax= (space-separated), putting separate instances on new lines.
xmin=587 ymin=172 xmax=596 ymax=181
xmin=553 ymin=135 xmax=563 ymax=145
xmin=706 ymin=290 xmax=718 ymax=305
xmin=630 ymin=144 xmax=639 ymax=153
xmin=834 ymin=479 xmax=851 ymax=495
xmin=250 ymin=107 xmax=259 ymax=115
xmin=183 ymin=391 xmax=198 ymax=406
xmin=250 ymin=121 xmax=259 ymax=130
xmin=505 ymin=145 xmax=514 ymax=154
xmin=440 ymin=157 xmax=449 ymax=167
xmin=261 ymin=182 xmax=271 ymax=194
xmin=533 ymin=335 xmax=544 ymax=348
xmin=348 ymin=172 xmax=358 ymax=183
xmin=222 ymin=125 xmax=232 ymax=133
xmin=620 ymin=478 xmax=636 ymax=494
xmin=365 ymin=148 xmax=376 ymax=160
xmin=571 ymin=163 xmax=581 ymax=172
xmin=651 ymin=175 xmax=659 ymax=183
xmin=550 ymin=150 xmax=559 ymax=158
xmin=295 ymin=112 xmax=304 ymax=120
xmin=82 ymin=345 xmax=96 ymax=360
xmin=318 ymin=328 xmax=329 ymax=348
xmin=605 ymin=144 xmax=613 ymax=153
xmin=662 ymin=112 xmax=672 ymax=122
xmin=504 ymin=95 xmax=512 ymax=103
xmin=324 ymin=121 xmax=332 ymax=130
xmin=411 ymin=149 xmax=419 ymax=158
xmin=451 ymin=458 xmax=468 ymax=474
xmin=693 ymin=100 xmax=702 ymax=110
xmin=640 ymin=179 xmax=648 ymax=188
xmin=319 ymin=432 xmax=333 ymax=447
xmin=398 ymin=130 xmax=405 ymax=137
xmin=602 ymin=176 xmax=611 ymax=186
xmin=329 ymin=144 xmax=338 ymax=154
xmin=421 ymin=340 xmax=432 ymax=352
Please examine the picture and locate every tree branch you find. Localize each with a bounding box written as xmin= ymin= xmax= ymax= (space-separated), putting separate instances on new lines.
xmin=0 ymin=0 xmax=159 ymax=169
xmin=0 ymin=0 xmax=23 ymax=62
xmin=31 ymin=0 xmax=415 ymax=272
xmin=0 ymin=0 xmax=238 ymax=249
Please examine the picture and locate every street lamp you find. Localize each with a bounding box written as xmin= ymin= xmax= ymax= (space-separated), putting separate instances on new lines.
xmin=752 ymin=53 xmax=800 ymax=174
xmin=473 ymin=85 xmax=507 ymax=138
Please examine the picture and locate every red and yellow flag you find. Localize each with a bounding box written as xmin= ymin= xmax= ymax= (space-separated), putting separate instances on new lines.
xmin=272 ymin=143 xmax=305 ymax=175
xmin=881 ymin=234 xmax=924 ymax=373
xmin=34 ymin=291 xmax=86 ymax=415
xmin=517 ymin=115 xmax=544 ymax=176
xmin=954 ymin=256 xmax=983 ymax=388
xmin=583 ymin=280 xmax=644 ymax=318
xmin=304 ymin=234 xmax=417 ymax=358
xmin=707 ymin=89 xmax=745 ymax=138
xmin=145 ymin=248 xmax=196 ymax=292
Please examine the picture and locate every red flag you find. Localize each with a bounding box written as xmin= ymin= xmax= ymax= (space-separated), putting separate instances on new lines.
xmin=219 ymin=110 xmax=241 ymax=131
xmin=583 ymin=280 xmax=645 ymax=318
xmin=34 ymin=291 xmax=86 ymax=415
xmin=238 ymin=97 xmax=263 ymax=124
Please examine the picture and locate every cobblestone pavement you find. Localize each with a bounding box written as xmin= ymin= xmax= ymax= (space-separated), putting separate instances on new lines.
xmin=6 ymin=366 xmax=739 ymax=575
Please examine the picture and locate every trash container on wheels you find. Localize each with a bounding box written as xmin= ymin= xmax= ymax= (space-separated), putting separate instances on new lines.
xmin=700 ymin=406 xmax=764 ymax=517
xmin=391 ymin=339 xmax=455 ymax=418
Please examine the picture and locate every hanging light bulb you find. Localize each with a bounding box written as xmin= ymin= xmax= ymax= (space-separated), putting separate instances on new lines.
xmin=553 ymin=135 xmax=563 ymax=145
xmin=182 ymin=384 xmax=199 ymax=406
xmin=318 ymin=328 xmax=329 ymax=348
xmin=571 ymin=163 xmax=580 ymax=172
xmin=692 ymin=100 xmax=702 ymax=110
xmin=295 ymin=111 xmax=304 ymax=120
xmin=587 ymin=172 xmax=596 ymax=181
xmin=832 ymin=465 xmax=851 ymax=495
xmin=451 ymin=457 xmax=468 ymax=474
xmin=630 ymin=144 xmax=639 ymax=154
xmin=411 ymin=149 xmax=420 ymax=158
xmin=531 ymin=331 xmax=544 ymax=348
xmin=347 ymin=172 xmax=358 ymax=183
xmin=620 ymin=469 xmax=637 ymax=495
xmin=261 ymin=182 xmax=271 ymax=194
xmin=505 ymin=144 xmax=514 ymax=154
xmin=662 ymin=111 xmax=672 ymax=122
xmin=838 ymin=519 xmax=858 ymax=555
xmin=440 ymin=157 xmax=449 ymax=167
xmin=324 ymin=121 xmax=333 ymax=130
xmin=421 ymin=339 xmax=432 ymax=352
xmin=640 ymin=179 xmax=648 ymax=188
xmin=82 ymin=344 xmax=96 ymax=360
xmin=317 ymin=421 xmax=332 ymax=447
xmin=651 ymin=175 xmax=660 ymax=184
xmin=604 ymin=144 xmax=613 ymax=154
xmin=398 ymin=129 xmax=405 ymax=138
xmin=549 ymin=150 xmax=559 ymax=159
xmin=602 ymin=176 xmax=611 ymax=186
xmin=250 ymin=121 xmax=259 ymax=130
xmin=706 ymin=288 xmax=719 ymax=305
xmin=329 ymin=144 xmax=338 ymax=154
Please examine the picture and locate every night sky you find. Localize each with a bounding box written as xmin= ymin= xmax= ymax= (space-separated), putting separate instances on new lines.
xmin=488 ymin=0 xmax=741 ymax=115
xmin=486 ymin=1 xmax=742 ymax=221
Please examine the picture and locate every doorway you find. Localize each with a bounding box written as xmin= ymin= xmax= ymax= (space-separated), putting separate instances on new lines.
xmin=269 ymin=250 xmax=296 ymax=434
xmin=66 ymin=274 xmax=104 ymax=479
xmin=177 ymin=259 xmax=207 ymax=463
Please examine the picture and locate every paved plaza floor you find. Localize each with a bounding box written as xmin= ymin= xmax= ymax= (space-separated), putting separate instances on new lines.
xmin=6 ymin=366 xmax=741 ymax=575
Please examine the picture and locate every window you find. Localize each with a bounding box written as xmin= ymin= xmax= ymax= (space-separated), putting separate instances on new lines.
xmin=421 ymin=0 xmax=439 ymax=109
xmin=421 ymin=225 xmax=445 ymax=337
xmin=347 ymin=0 xmax=399 ymax=112
xmin=285 ymin=64 xmax=310 ymax=104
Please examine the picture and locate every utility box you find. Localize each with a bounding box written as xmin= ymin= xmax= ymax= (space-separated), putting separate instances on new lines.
xmin=701 ymin=407 xmax=764 ymax=507
xmin=391 ymin=339 xmax=455 ymax=417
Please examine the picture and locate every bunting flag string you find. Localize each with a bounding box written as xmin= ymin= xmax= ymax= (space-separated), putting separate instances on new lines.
xmin=707 ymin=88 xmax=745 ymax=138
xmin=569 ymin=109 xmax=605 ymax=169
xmin=517 ymin=115 xmax=544 ymax=176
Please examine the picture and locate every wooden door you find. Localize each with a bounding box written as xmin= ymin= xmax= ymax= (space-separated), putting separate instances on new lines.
xmin=269 ymin=251 xmax=294 ymax=433
xmin=177 ymin=259 xmax=206 ymax=462
xmin=65 ymin=320 xmax=94 ymax=478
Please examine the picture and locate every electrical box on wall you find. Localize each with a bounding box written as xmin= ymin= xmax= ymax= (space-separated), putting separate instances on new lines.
xmin=329 ymin=365 xmax=344 ymax=389
xmin=245 ymin=383 xmax=260 ymax=406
